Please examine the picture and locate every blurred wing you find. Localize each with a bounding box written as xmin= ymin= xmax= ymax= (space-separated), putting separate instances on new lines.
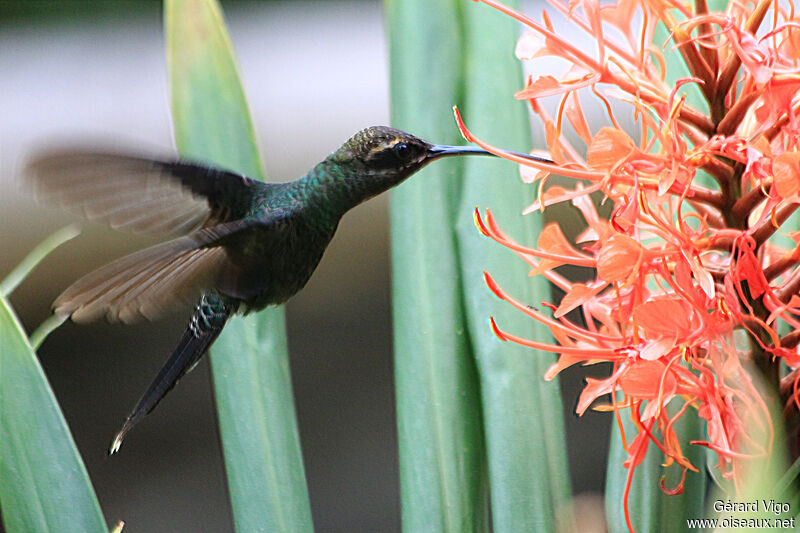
xmin=56 ymin=217 xmax=283 ymax=324
xmin=26 ymin=151 xmax=266 ymax=237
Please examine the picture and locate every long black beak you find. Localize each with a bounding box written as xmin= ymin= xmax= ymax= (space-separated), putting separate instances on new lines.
xmin=427 ymin=144 xmax=492 ymax=159
xmin=427 ymin=144 xmax=553 ymax=164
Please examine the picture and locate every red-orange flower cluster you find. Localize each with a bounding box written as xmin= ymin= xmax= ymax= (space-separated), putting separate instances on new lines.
xmin=465 ymin=0 xmax=800 ymax=529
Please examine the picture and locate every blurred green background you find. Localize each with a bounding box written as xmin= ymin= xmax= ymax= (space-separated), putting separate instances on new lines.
xmin=1 ymin=1 xmax=610 ymax=531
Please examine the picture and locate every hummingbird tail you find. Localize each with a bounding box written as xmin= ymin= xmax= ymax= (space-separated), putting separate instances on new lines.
xmin=109 ymin=293 xmax=236 ymax=454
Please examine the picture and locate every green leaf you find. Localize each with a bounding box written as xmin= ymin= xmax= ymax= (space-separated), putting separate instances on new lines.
xmin=165 ymin=1 xmax=312 ymax=531
xmin=386 ymin=1 xmax=488 ymax=531
xmin=0 ymin=292 xmax=106 ymax=533
xmin=212 ymin=314 xmax=312 ymax=532
xmin=166 ymin=0 xmax=262 ymax=177
xmin=605 ymin=405 xmax=707 ymax=533
xmin=457 ymin=2 xmax=572 ymax=532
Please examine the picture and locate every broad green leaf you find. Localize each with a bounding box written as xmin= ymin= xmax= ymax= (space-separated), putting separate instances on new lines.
xmin=0 ymin=292 xmax=106 ymax=533
xmin=212 ymin=314 xmax=312 ymax=532
xmin=165 ymin=1 xmax=312 ymax=531
xmin=386 ymin=0 xmax=488 ymax=531
xmin=166 ymin=0 xmax=261 ymax=177
xmin=457 ymin=2 xmax=572 ymax=531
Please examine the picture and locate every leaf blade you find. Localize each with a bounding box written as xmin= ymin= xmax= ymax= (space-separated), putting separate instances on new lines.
xmin=166 ymin=0 xmax=262 ymax=177
xmin=457 ymin=2 xmax=572 ymax=531
xmin=165 ymin=1 xmax=313 ymax=531
xmin=386 ymin=0 xmax=488 ymax=530
xmin=0 ymin=293 xmax=106 ymax=533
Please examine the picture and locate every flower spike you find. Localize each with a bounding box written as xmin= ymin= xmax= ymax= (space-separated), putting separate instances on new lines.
xmin=472 ymin=0 xmax=800 ymax=523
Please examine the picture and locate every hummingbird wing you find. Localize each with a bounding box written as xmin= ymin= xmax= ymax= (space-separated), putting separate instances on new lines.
xmin=55 ymin=215 xmax=288 ymax=324
xmin=26 ymin=151 xmax=265 ymax=237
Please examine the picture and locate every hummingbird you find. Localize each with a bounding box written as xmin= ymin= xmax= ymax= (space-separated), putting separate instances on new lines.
xmin=27 ymin=125 xmax=551 ymax=453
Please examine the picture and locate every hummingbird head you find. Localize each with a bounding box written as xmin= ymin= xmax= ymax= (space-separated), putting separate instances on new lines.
xmin=321 ymin=126 xmax=552 ymax=210
xmin=331 ymin=126 xmax=493 ymax=188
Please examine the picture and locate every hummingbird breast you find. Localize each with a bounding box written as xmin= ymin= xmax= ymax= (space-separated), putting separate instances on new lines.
xmin=221 ymin=209 xmax=338 ymax=312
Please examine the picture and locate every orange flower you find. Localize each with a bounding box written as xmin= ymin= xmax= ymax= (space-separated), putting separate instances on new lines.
xmin=466 ymin=0 xmax=800 ymax=530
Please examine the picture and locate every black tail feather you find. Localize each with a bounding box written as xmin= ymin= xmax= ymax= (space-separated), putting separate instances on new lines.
xmin=109 ymin=293 xmax=235 ymax=454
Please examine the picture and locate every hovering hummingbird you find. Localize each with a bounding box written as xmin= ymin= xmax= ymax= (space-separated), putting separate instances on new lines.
xmin=27 ymin=125 xmax=551 ymax=453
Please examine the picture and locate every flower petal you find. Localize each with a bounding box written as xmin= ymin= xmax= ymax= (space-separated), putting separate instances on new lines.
xmin=586 ymin=127 xmax=635 ymax=171
xmin=596 ymin=234 xmax=643 ymax=283
xmin=634 ymin=297 xmax=693 ymax=339
xmin=773 ymin=151 xmax=800 ymax=199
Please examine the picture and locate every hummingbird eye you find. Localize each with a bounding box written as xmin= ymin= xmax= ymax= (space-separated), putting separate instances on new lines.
xmin=363 ymin=139 xmax=418 ymax=168
xmin=391 ymin=142 xmax=412 ymax=161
